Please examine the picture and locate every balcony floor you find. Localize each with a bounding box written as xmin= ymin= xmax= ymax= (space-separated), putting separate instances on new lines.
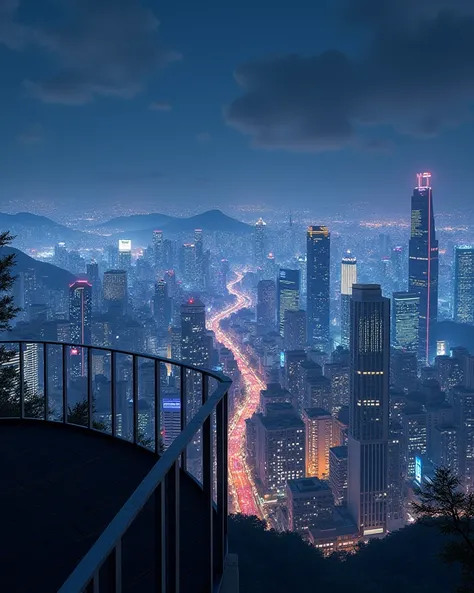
xmin=0 ymin=420 xmax=210 ymax=593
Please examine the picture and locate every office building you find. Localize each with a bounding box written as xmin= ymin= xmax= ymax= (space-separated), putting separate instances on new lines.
xmin=180 ymin=298 xmax=209 ymax=369
xmin=303 ymin=407 xmax=341 ymax=480
xmin=286 ymin=477 xmax=334 ymax=534
xmin=284 ymin=350 xmax=307 ymax=403
xmin=255 ymin=405 xmax=305 ymax=495
xmin=257 ymin=279 xmax=277 ymax=332
xmin=324 ymin=362 xmax=350 ymax=412
xmin=154 ymin=280 xmax=171 ymax=332
xmin=431 ymin=424 xmax=459 ymax=473
xmin=408 ymin=172 xmax=439 ymax=363
xmin=182 ymin=243 xmax=197 ymax=287
xmin=340 ymin=252 xmax=357 ymax=348
xmin=194 ymin=229 xmax=204 ymax=289
xmin=161 ymin=396 xmax=181 ymax=449
xmin=69 ymin=280 xmax=92 ymax=345
xmin=306 ymin=375 xmax=332 ymax=411
xmin=307 ymin=226 xmax=330 ymax=350
xmin=401 ymin=406 xmax=426 ymax=478
xmin=254 ymin=218 xmax=267 ymax=268
xmin=454 ymin=246 xmax=474 ymax=325
xmin=153 ymin=230 xmax=164 ymax=270
xmin=103 ymin=270 xmax=128 ymax=315
xmin=263 ymin=252 xmax=277 ymax=281
xmin=329 ymin=445 xmax=348 ymax=506
xmin=347 ymin=285 xmax=390 ymax=536
xmin=392 ymin=292 xmax=420 ymax=352
xmin=387 ymin=428 xmax=404 ymax=531
xmin=118 ymin=239 xmax=132 ymax=270
xmin=86 ymin=262 xmax=101 ymax=313
xmin=391 ymin=350 xmax=418 ymax=392
xmin=277 ymin=268 xmax=300 ymax=337
xmin=284 ymin=309 xmax=307 ymax=350
xmin=453 ymin=386 xmax=474 ymax=493
xmin=259 ymin=383 xmax=292 ymax=414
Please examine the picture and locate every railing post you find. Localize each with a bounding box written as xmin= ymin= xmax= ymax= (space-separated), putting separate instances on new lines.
xmin=62 ymin=344 xmax=68 ymax=424
xmin=43 ymin=342 xmax=48 ymax=421
xmin=154 ymin=359 xmax=161 ymax=455
xmin=108 ymin=540 xmax=122 ymax=593
xmin=133 ymin=355 xmax=139 ymax=444
xmin=202 ymin=373 xmax=213 ymax=591
xmin=180 ymin=365 xmax=187 ymax=469
xmin=19 ymin=342 xmax=25 ymax=419
xmin=111 ymin=350 xmax=117 ymax=437
xmin=165 ymin=459 xmax=180 ymax=593
xmin=155 ymin=482 xmax=166 ymax=591
xmin=216 ymin=388 xmax=228 ymax=576
xmin=87 ymin=347 xmax=93 ymax=430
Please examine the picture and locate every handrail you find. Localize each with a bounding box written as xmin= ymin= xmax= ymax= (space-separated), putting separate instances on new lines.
xmin=0 ymin=339 xmax=231 ymax=593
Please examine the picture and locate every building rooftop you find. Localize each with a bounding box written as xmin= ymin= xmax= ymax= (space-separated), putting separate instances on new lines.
xmin=258 ymin=411 xmax=304 ymax=431
xmin=330 ymin=445 xmax=348 ymax=459
xmin=303 ymin=407 xmax=332 ymax=419
xmin=287 ymin=477 xmax=331 ymax=495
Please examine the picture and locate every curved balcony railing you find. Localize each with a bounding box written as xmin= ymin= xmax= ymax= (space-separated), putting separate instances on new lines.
xmin=0 ymin=339 xmax=232 ymax=593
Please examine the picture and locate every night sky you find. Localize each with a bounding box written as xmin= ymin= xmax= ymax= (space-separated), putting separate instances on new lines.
xmin=1 ymin=0 xmax=474 ymax=214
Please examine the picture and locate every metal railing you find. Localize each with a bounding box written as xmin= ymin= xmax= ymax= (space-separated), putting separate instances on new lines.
xmin=0 ymin=340 xmax=231 ymax=593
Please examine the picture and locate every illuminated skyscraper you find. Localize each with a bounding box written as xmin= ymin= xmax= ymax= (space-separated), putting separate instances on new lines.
xmin=347 ymin=284 xmax=389 ymax=537
xmin=86 ymin=262 xmax=101 ymax=313
xmin=103 ymin=270 xmax=128 ymax=315
xmin=284 ymin=309 xmax=307 ymax=350
xmin=307 ymin=226 xmax=330 ymax=350
xmin=392 ymin=292 xmax=420 ymax=353
xmin=118 ymin=239 xmax=132 ymax=270
xmin=340 ymin=252 xmax=357 ymax=348
xmin=69 ymin=280 xmax=92 ymax=345
xmin=277 ymin=268 xmax=300 ymax=336
xmin=194 ymin=229 xmax=204 ymax=289
xmin=454 ymin=246 xmax=474 ymax=325
xmin=257 ymin=279 xmax=277 ymax=332
xmin=263 ymin=252 xmax=277 ymax=281
xmin=153 ymin=230 xmax=164 ymax=269
xmin=303 ymin=407 xmax=341 ymax=480
xmin=254 ymin=218 xmax=267 ymax=268
xmin=408 ymin=172 xmax=439 ymax=363
xmin=154 ymin=280 xmax=171 ymax=332
xmin=182 ymin=243 xmax=197 ymax=287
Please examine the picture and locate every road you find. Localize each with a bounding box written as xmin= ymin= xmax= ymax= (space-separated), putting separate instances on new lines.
xmin=207 ymin=271 xmax=266 ymax=517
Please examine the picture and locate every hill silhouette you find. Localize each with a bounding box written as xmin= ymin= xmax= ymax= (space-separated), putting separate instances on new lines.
xmin=0 ymin=212 xmax=84 ymax=243
xmin=0 ymin=246 xmax=75 ymax=291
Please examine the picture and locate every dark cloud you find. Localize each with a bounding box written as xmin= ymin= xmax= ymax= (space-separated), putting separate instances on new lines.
xmin=226 ymin=7 xmax=474 ymax=151
xmin=4 ymin=0 xmax=180 ymax=105
xmin=149 ymin=101 xmax=172 ymax=111
xmin=17 ymin=123 xmax=44 ymax=145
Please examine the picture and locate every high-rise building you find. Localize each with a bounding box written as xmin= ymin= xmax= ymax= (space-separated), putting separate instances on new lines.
xmin=453 ymin=386 xmax=474 ymax=493
xmin=254 ymin=218 xmax=267 ymax=268
xmin=329 ymin=445 xmax=348 ymax=506
xmin=194 ymin=229 xmax=204 ymax=289
xmin=218 ymin=259 xmax=230 ymax=296
xmin=340 ymin=251 xmax=357 ymax=349
xmin=392 ymin=292 xmax=420 ymax=352
xmin=257 ymin=280 xmax=277 ymax=332
xmin=284 ymin=309 xmax=307 ymax=350
xmin=454 ymin=246 xmax=474 ymax=325
xmin=303 ymin=407 xmax=341 ymax=480
xmin=103 ymin=270 xmax=128 ymax=315
xmin=180 ymin=298 xmax=209 ymax=370
xmin=263 ymin=252 xmax=277 ymax=281
xmin=118 ymin=239 xmax=132 ymax=270
xmin=153 ymin=230 xmax=164 ymax=270
xmin=391 ymin=246 xmax=404 ymax=291
xmin=286 ymin=477 xmax=334 ymax=534
xmin=277 ymin=268 xmax=300 ymax=337
xmin=307 ymin=226 xmax=330 ymax=350
xmin=401 ymin=405 xmax=426 ymax=479
xmin=154 ymin=280 xmax=171 ymax=332
xmin=69 ymin=280 xmax=92 ymax=345
xmin=408 ymin=172 xmax=439 ymax=363
xmin=182 ymin=243 xmax=197 ymax=287
xmin=86 ymin=262 xmax=101 ymax=313
xmin=347 ymin=284 xmax=390 ymax=537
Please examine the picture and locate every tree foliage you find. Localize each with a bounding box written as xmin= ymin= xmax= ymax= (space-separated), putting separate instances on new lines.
xmin=413 ymin=467 xmax=474 ymax=591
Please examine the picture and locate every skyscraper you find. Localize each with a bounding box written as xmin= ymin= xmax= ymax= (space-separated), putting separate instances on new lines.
xmin=180 ymin=298 xmax=209 ymax=370
xmin=182 ymin=243 xmax=197 ymax=287
xmin=257 ymin=279 xmax=277 ymax=332
xmin=408 ymin=172 xmax=439 ymax=363
xmin=347 ymin=284 xmax=390 ymax=537
xmin=307 ymin=226 xmax=330 ymax=350
xmin=118 ymin=239 xmax=132 ymax=270
xmin=86 ymin=262 xmax=101 ymax=313
xmin=154 ymin=280 xmax=171 ymax=332
xmin=340 ymin=252 xmax=357 ymax=348
xmin=153 ymin=230 xmax=164 ymax=270
xmin=454 ymin=246 xmax=474 ymax=325
xmin=194 ymin=229 xmax=204 ymax=289
xmin=277 ymin=268 xmax=300 ymax=336
xmin=103 ymin=270 xmax=128 ymax=315
xmin=69 ymin=280 xmax=92 ymax=345
xmin=284 ymin=310 xmax=307 ymax=350
xmin=254 ymin=218 xmax=267 ymax=268
xmin=392 ymin=292 xmax=420 ymax=352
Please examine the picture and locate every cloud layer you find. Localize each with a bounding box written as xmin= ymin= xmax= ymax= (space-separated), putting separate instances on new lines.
xmin=226 ymin=4 xmax=474 ymax=151
xmin=2 ymin=0 xmax=180 ymax=105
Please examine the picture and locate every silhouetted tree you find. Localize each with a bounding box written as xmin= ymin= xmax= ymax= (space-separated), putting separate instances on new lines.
xmin=413 ymin=467 xmax=474 ymax=592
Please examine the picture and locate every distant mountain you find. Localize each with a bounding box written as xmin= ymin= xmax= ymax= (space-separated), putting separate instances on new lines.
xmin=1 ymin=246 xmax=75 ymax=291
xmin=97 ymin=213 xmax=174 ymax=232
xmin=101 ymin=209 xmax=252 ymax=239
xmin=0 ymin=212 xmax=84 ymax=244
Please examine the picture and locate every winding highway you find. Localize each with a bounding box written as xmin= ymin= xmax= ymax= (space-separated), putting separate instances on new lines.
xmin=207 ymin=271 xmax=266 ymax=517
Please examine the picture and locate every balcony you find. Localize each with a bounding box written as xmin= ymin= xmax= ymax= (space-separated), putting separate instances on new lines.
xmin=0 ymin=340 xmax=232 ymax=593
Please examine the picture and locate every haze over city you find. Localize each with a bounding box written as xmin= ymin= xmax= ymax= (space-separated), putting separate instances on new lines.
xmin=1 ymin=2 xmax=474 ymax=593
